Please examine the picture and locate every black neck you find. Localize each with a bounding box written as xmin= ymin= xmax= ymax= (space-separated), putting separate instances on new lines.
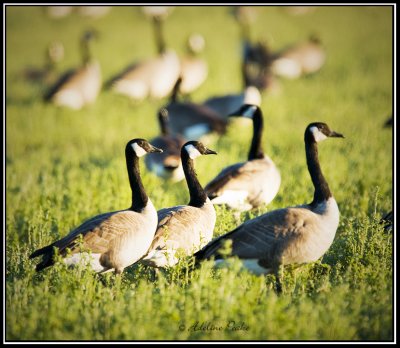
xmin=248 ymin=108 xmax=265 ymax=160
xmin=159 ymin=115 xmax=170 ymax=136
xmin=305 ymin=136 xmax=332 ymax=206
xmin=126 ymin=150 xmax=148 ymax=212
xmin=81 ymin=40 xmax=91 ymax=65
xmin=181 ymin=150 xmax=207 ymax=208
xmin=170 ymin=77 xmax=182 ymax=103
xmin=153 ymin=17 xmax=166 ymax=54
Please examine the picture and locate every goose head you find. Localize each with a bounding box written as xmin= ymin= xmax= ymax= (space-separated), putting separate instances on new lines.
xmin=187 ymin=33 xmax=205 ymax=55
xmin=47 ymin=41 xmax=64 ymax=66
xmin=182 ymin=141 xmax=217 ymax=159
xmin=305 ymin=122 xmax=344 ymax=143
xmin=127 ymin=139 xmax=163 ymax=158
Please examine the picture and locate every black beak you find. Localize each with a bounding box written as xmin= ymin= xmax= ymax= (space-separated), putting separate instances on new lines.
xmin=204 ymin=148 xmax=217 ymax=155
xmin=329 ymin=131 xmax=344 ymax=138
xmin=149 ymin=145 xmax=163 ymax=153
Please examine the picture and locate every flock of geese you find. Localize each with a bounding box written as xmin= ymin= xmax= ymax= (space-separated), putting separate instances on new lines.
xmin=29 ymin=6 xmax=384 ymax=293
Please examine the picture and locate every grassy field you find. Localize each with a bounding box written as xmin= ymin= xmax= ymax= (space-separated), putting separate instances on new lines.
xmin=5 ymin=5 xmax=393 ymax=341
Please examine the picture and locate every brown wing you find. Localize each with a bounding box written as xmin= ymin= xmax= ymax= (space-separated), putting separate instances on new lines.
xmin=149 ymin=205 xmax=213 ymax=254
xmin=195 ymin=206 xmax=316 ymax=267
xmin=205 ymin=162 xmax=245 ymax=199
xmin=52 ymin=210 xmax=138 ymax=254
xmin=43 ymin=68 xmax=76 ymax=101
xmin=205 ymin=160 xmax=268 ymax=199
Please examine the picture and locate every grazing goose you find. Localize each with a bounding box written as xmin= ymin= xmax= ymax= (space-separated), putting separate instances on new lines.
xmin=242 ymin=40 xmax=275 ymax=91
xmin=23 ymin=41 xmax=64 ymax=85
xmin=195 ymin=122 xmax=344 ymax=292
xmin=108 ymin=6 xmax=180 ymax=100
xmin=145 ymin=108 xmax=186 ymax=182
xmin=163 ymin=78 xmax=228 ymax=140
xmin=44 ymin=30 xmax=102 ymax=110
xmin=29 ymin=139 xmax=163 ymax=274
xmin=179 ymin=33 xmax=208 ymax=96
xmin=271 ymin=35 xmax=326 ymax=79
xmin=205 ymin=104 xmax=281 ymax=211
xmin=202 ymin=86 xmax=261 ymax=120
xmin=231 ymin=6 xmax=276 ymax=91
xmin=141 ymin=141 xmax=217 ymax=268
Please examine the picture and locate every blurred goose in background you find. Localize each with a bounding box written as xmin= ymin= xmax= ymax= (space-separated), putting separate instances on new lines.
xmin=45 ymin=6 xmax=73 ymax=18
xmin=271 ymin=35 xmax=326 ymax=79
xmin=142 ymin=141 xmax=217 ymax=268
xmin=195 ymin=122 xmax=344 ymax=293
xmin=205 ymin=104 xmax=281 ymax=211
xmin=23 ymin=41 xmax=64 ymax=85
xmin=163 ymin=77 xmax=228 ymax=140
xmin=30 ymin=139 xmax=163 ymax=274
xmin=44 ymin=30 xmax=102 ymax=110
xmin=179 ymin=33 xmax=208 ymax=97
xmin=232 ymin=6 xmax=276 ymax=92
xmin=202 ymin=85 xmax=261 ymax=120
xmin=145 ymin=108 xmax=186 ymax=182
xmin=77 ymin=6 xmax=112 ymax=18
xmin=282 ymin=6 xmax=317 ymax=16
xmin=107 ymin=6 xmax=180 ymax=100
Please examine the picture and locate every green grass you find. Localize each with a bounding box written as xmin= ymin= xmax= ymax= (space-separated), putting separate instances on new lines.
xmin=6 ymin=5 xmax=393 ymax=341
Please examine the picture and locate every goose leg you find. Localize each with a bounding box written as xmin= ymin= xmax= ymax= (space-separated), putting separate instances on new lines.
xmin=148 ymin=267 xmax=160 ymax=282
xmin=274 ymin=264 xmax=284 ymax=294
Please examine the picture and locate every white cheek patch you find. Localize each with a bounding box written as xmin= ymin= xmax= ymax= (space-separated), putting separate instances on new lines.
xmin=132 ymin=143 xmax=147 ymax=157
xmin=185 ymin=144 xmax=202 ymax=159
xmin=310 ymin=126 xmax=328 ymax=143
xmin=243 ymin=105 xmax=258 ymax=118
xmin=244 ymin=87 xmax=261 ymax=106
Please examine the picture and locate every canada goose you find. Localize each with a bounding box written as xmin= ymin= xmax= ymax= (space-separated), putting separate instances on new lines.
xmin=163 ymin=78 xmax=228 ymax=140
xmin=205 ymin=104 xmax=281 ymax=211
xmin=77 ymin=6 xmax=112 ymax=18
xmin=179 ymin=34 xmax=208 ymax=96
xmin=45 ymin=6 xmax=73 ymax=19
xmin=195 ymin=122 xmax=344 ymax=293
xmin=29 ymin=139 xmax=163 ymax=274
xmin=44 ymin=30 xmax=102 ymax=110
xmin=202 ymin=86 xmax=261 ymax=120
xmin=145 ymin=108 xmax=186 ymax=182
xmin=141 ymin=6 xmax=174 ymax=19
xmin=271 ymin=35 xmax=326 ymax=79
xmin=142 ymin=141 xmax=217 ymax=268
xmin=107 ymin=7 xmax=180 ymax=100
xmin=23 ymin=41 xmax=64 ymax=85
xmin=231 ymin=6 xmax=276 ymax=91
